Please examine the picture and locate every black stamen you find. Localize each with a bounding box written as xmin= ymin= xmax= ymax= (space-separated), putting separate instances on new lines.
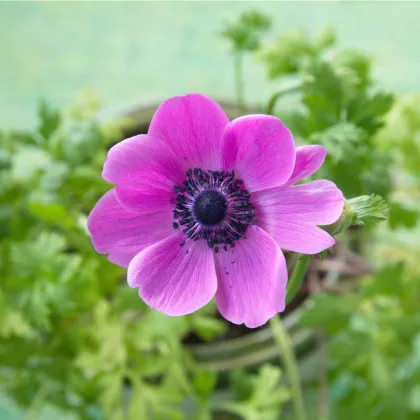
xmin=194 ymin=190 xmax=227 ymax=226
xmin=171 ymin=168 xmax=256 ymax=251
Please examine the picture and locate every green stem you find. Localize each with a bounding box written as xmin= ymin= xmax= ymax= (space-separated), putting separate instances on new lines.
xmin=265 ymin=79 xmax=305 ymax=115
xmin=26 ymin=383 xmax=49 ymax=420
xmin=270 ymin=316 xmax=307 ymax=420
xmin=234 ymin=52 xmax=245 ymax=114
xmin=286 ymin=254 xmax=312 ymax=304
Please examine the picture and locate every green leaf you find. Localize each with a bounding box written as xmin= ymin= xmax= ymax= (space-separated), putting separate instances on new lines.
xmin=140 ymin=379 xmax=184 ymax=420
xmin=259 ymin=28 xmax=317 ymax=79
xmin=346 ymin=194 xmax=389 ymax=225
xmin=329 ymin=332 xmax=371 ymax=366
xmin=136 ymin=310 xmax=189 ymax=346
xmin=11 ymin=232 xmax=67 ymax=265
xmin=369 ymin=349 xmax=392 ymax=394
xmin=239 ymin=10 xmax=271 ymax=30
xmin=98 ymin=371 xmax=124 ymax=416
xmin=301 ymin=59 xmax=343 ymax=130
xmin=114 ymin=285 xmax=145 ymax=311
xmin=300 ymin=293 xmax=360 ymax=332
xmin=28 ymin=201 xmax=74 ymax=227
xmin=221 ymin=10 xmax=271 ymax=52
xmin=127 ymin=377 xmax=147 ymax=420
xmin=388 ymin=202 xmax=418 ymax=230
xmin=0 ymin=204 xmax=13 ymax=239
xmin=0 ymin=310 xmax=32 ymax=338
xmin=19 ymin=283 xmax=52 ymax=330
xmin=189 ymin=314 xmax=227 ymax=341
xmin=375 ymin=93 xmax=420 ymax=174
xmin=314 ymin=26 xmax=336 ymax=51
xmin=192 ymin=370 xmax=217 ymax=400
xmin=11 ymin=145 xmax=51 ymax=182
xmin=310 ymin=122 xmax=364 ymax=163
xmin=38 ymin=99 xmax=61 ymax=140
xmin=409 ymin=385 xmax=420 ymax=412
xmin=230 ymin=369 xmax=254 ymax=400
xmin=39 ymin=161 xmax=69 ymax=192
xmin=332 ymin=49 xmax=371 ymax=88
xmin=362 ymin=263 xmax=404 ymax=297
xmin=0 ymin=147 xmax=11 ymax=170
xmin=347 ymin=91 xmax=394 ymax=134
xmin=223 ymin=365 xmax=290 ymax=420
xmin=249 ymin=365 xmax=289 ymax=407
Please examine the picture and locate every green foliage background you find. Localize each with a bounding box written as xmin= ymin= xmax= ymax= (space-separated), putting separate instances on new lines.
xmin=1 ymin=9 xmax=420 ymax=420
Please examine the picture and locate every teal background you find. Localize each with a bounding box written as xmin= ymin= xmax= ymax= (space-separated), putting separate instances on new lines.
xmin=0 ymin=1 xmax=419 ymax=418
xmin=1 ymin=1 xmax=420 ymax=129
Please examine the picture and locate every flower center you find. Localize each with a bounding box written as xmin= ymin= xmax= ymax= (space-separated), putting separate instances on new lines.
xmin=172 ymin=168 xmax=256 ymax=251
xmin=193 ymin=190 xmax=227 ymax=226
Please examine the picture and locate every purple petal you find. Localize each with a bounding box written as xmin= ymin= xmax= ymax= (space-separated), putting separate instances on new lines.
xmin=148 ymin=94 xmax=230 ymax=171
xmin=102 ymin=134 xmax=185 ymax=195
xmin=215 ymin=226 xmax=287 ymax=328
xmin=128 ymin=233 xmax=217 ymax=316
xmin=258 ymin=221 xmax=335 ymax=254
xmin=255 ymin=180 xmax=344 ymax=225
xmin=254 ymin=180 xmax=344 ymax=254
xmin=115 ymin=187 xmax=174 ymax=214
xmin=221 ymin=115 xmax=295 ymax=192
xmin=87 ymin=189 xmax=173 ymax=267
xmin=286 ymin=145 xmax=327 ymax=185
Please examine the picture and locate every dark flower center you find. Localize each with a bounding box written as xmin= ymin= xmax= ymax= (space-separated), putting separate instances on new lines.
xmin=194 ymin=190 xmax=227 ymax=226
xmin=172 ymin=168 xmax=256 ymax=251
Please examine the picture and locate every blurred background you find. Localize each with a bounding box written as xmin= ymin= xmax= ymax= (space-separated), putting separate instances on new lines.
xmin=2 ymin=2 xmax=420 ymax=129
xmin=1 ymin=2 xmax=420 ymax=420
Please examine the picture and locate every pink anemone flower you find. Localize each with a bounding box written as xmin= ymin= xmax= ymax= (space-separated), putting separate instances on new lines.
xmin=88 ymin=94 xmax=344 ymax=328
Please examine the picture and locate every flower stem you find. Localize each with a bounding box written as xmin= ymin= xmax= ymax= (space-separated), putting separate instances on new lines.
xmin=234 ymin=52 xmax=245 ymax=114
xmin=270 ymin=316 xmax=307 ymax=420
xmin=309 ymin=271 xmax=329 ymax=420
xmin=286 ymin=254 xmax=312 ymax=304
xmin=265 ymin=79 xmax=304 ymax=115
